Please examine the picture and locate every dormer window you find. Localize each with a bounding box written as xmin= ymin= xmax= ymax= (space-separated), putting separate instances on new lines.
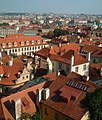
xmin=36 ymin=40 xmax=40 ymax=44
xmin=14 ymin=42 xmax=17 ymax=47
xmin=8 ymin=42 xmax=12 ymax=47
xmin=31 ymin=40 xmax=34 ymax=45
xmin=2 ymin=43 xmax=6 ymax=48
xmin=42 ymin=39 xmax=45 ymax=43
xmin=21 ymin=41 xmax=24 ymax=46
xmin=26 ymin=41 xmax=29 ymax=45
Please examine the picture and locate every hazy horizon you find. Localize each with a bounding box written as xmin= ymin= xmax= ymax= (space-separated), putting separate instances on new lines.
xmin=0 ymin=0 xmax=102 ymax=15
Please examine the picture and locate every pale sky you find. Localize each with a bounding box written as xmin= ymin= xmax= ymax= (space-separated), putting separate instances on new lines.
xmin=0 ymin=0 xmax=102 ymax=14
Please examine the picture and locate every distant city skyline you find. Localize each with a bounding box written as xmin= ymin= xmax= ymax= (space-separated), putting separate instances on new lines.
xmin=0 ymin=0 xmax=102 ymax=14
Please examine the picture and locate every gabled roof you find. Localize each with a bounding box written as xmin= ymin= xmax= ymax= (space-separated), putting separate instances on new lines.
xmin=0 ymin=56 xmax=31 ymax=86
xmin=34 ymin=47 xmax=50 ymax=58
xmin=35 ymin=43 xmax=80 ymax=57
xmin=54 ymin=50 xmax=88 ymax=65
xmin=41 ymin=73 xmax=100 ymax=120
xmin=1 ymin=82 xmax=45 ymax=120
xmin=92 ymin=48 xmax=102 ymax=57
xmin=81 ymin=44 xmax=98 ymax=53
xmin=0 ymin=35 xmax=45 ymax=49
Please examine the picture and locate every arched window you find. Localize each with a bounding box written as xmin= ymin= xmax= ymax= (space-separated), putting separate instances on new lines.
xmin=31 ymin=40 xmax=34 ymax=45
xmin=26 ymin=41 xmax=29 ymax=45
xmin=2 ymin=43 xmax=6 ymax=48
xmin=36 ymin=40 xmax=40 ymax=44
xmin=21 ymin=41 xmax=24 ymax=46
xmin=8 ymin=42 xmax=12 ymax=47
xmin=14 ymin=42 xmax=17 ymax=46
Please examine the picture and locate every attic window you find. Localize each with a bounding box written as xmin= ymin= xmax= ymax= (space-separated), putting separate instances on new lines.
xmin=14 ymin=42 xmax=17 ymax=46
xmin=31 ymin=40 xmax=34 ymax=45
xmin=26 ymin=41 xmax=29 ymax=45
xmin=8 ymin=42 xmax=12 ymax=47
xmin=21 ymin=41 xmax=24 ymax=46
xmin=42 ymin=39 xmax=45 ymax=43
xmin=2 ymin=43 xmax=6 ymax=48
xmin=36 ymin=40 xmax=40 ymax=44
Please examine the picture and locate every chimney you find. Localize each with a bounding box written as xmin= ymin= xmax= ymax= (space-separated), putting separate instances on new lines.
xmin=8 ymin=57 xmax=14 ymax=66
xmin=43 ymin=88 xmax=50 ymax=100
xmin=0 ymin=51 xmax=2 ymax=58
xmin=58 ymin=42 xmax=62 ymax=55
xmin=56 ymin=70 xmax=60 ymax=77
xmin=86 ymin=52 xmax=91 ymax=61
xmin=36 ymin=88 xmax=44 ymax=107
xmin=79 ymin=39 xmax=82 ymax=43
xmin=18 ymin=72 xmax=21 ymax=78
xmin=70 ymin=51 xmax=74 ymax=66
xmin=14 ymin=99 xmax=21 ymax=120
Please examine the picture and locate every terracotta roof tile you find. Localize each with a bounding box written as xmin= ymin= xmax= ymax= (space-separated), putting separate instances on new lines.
xmin=41 ymin=73 xmax=100 ymax=120
xmin=0 ymin=57 xmax=28 ymax=86
xmin=0 ymin=35 xmax=46 ymax=49
xmin=1 ymin=82 xmax=45 ymax=120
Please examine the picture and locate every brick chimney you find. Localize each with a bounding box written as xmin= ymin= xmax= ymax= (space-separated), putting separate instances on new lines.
xmin=14 ymin=99 xmax=21 ymax=120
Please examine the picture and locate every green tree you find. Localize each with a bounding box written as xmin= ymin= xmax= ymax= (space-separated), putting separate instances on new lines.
xmin=47 ymin=31 xmax=54 ymax=38
xmin=31 ymin=113 xmax=41 ymax=120
xmin=80 ymin=88 xmax=102 ymax=120
xmin=54 ymin=29 xmax=68 ymax=37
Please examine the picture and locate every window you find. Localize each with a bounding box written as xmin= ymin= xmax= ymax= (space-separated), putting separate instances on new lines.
xmin=38 ymin=46 xmax=40 ymax=49
xmin=2 ymin=43 xmax=6 ymax=48
xmin=26 ymin=75 xmax=28 ymax=78
xmin=31 ymin=40 xmax=34 ymax=45
xmin=14 ymin=42 xmax=17 ymax=46
xmin=55 ymin=113 xmax=60 ymax=120
xmin=36 ymin=40 xmax=40 ymax=44
xmin=26 ymin=41 xmax=29 ymax=45
xmin=12 ymin=49 xmax=14 ymax=52
xmin=18 ymin=48 xmax=20 ymax=52
xmin=15 ymin=49 xmax=17 ymax=52
xmin=75 ymin=67 xmax=78 ymax=72
xmin=8 ymin=42 xmax=12 ymax=47
xmin=44 ymin=108 xmax=48 ymax=115
xmin=21 ymin=41 xmax=24 ymax=46
xmin=83 ymin=65 xmax=86 ymax=70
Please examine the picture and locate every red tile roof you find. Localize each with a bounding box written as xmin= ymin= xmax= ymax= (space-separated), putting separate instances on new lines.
xmin=92 ymin=48 xmax=102 ymax=57
xmin=0 ymin=57 xmax=30 ymax=86
xmin=61 ymin=50 xmax=88 ymax=65
xmin=0 ymin=65 xmax=4 ymax=74
xmin=0 ymin=35 xmax=46 ymax=49
xmin=35 ymin=43 xmax=80 ymax=58
xmin=81 ymin=39 xmax=95 ymax=46
xmin=1 ymin=82 xmax=45 ymax=120
xmin=41 ymin=73 xmax=100 ymax=120
xmin=81 ymin=44 xmax=98 ymax=53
